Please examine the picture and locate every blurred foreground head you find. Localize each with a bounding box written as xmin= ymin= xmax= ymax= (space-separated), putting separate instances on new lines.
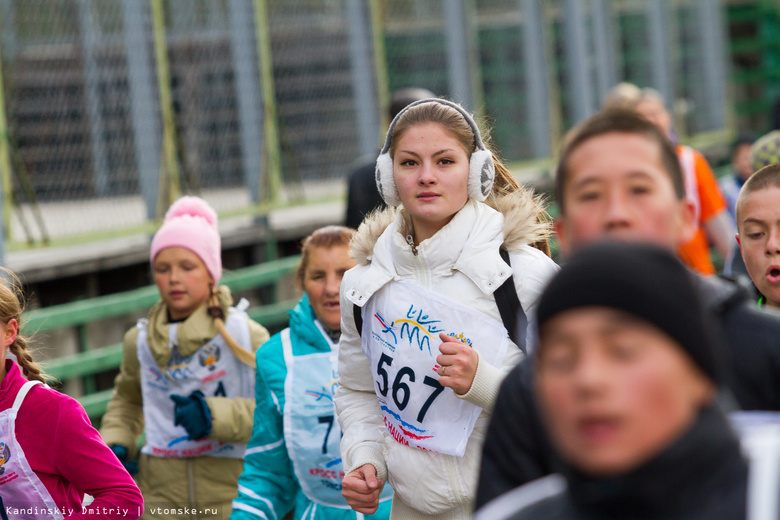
xmin=534 ymin=241 xmax=720 ymax=476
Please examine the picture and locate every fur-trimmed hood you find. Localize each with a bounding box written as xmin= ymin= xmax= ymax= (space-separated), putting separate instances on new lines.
xmin=349 ymin=187 xmax=552 ymax=265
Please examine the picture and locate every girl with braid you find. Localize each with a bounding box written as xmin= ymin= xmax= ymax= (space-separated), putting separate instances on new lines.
xmin=100 ymin=196 xmax=270 ymax=519
xmin=0 ymin=268 xmax=143 ymax=519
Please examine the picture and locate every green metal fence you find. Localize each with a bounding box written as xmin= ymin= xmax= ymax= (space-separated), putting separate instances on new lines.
xmin=29 ymin=254 xmax=301 ymax=419
xmin=728 ymin=0 xmax=780 ymax=133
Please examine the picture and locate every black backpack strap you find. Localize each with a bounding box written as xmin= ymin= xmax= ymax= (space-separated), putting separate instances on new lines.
xmin=496 ymin=248 xmax=527 ymax=353
xmin=353 ymin=303 xmax=364 ymax=338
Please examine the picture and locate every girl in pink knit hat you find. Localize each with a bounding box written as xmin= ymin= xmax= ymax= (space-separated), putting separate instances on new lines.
xmin=100 ymin=196 xmax=270 ymax=519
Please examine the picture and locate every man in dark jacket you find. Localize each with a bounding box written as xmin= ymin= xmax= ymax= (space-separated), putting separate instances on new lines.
xmin=475 ymin=110 xmax=780 ymax=509
xmin=476 ymin=242 xmax=750 ymax=520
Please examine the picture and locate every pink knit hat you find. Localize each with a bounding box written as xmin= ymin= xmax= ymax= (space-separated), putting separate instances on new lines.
xmin=150 ymin=196 xmax=222 ymax=283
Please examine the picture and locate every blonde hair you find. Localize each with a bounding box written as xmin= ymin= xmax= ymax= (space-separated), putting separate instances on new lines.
xmin=207 ymin=290 xmax=256 ymax=367
xmin=0 ymin=268 xmax=47 ymax=383
xmin=601 ymin=82 xmax=642 ymax=111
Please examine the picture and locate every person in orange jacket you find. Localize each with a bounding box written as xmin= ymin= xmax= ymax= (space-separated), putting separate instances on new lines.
xmin=634 ymin=89 xmax=735 ymax=275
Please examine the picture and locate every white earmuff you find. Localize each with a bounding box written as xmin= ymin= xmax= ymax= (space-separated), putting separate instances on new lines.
xmin=375 ymin=152 xmax=400 ymax=206
xmin=469 ymin=148 xmax=495 ymax=202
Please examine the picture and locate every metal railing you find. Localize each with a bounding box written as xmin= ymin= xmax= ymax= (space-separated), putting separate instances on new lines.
xmin=27 ymin=254 xmax=301 ymax=418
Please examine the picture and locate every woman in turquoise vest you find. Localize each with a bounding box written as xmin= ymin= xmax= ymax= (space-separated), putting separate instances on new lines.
xmin=231 ymin=226 xmax=392 ymax=520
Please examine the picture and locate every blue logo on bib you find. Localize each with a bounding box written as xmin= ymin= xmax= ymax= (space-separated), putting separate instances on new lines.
xmin=396 ymin=304 xmax=444 ymax=355
xmin=199 ymin=343 xmax=221 ymax=370
xmin=0 ymin=442 xmax=10 ymax=475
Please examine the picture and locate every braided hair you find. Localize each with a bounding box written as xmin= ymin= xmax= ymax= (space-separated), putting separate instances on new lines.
xmin=0 ymin=268 xmax=47 ymax=383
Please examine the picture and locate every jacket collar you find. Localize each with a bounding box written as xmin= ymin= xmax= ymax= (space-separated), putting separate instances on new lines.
xmin=288 ymin=294 xmax=334 ymax=351
xmin=695 ymin=274 xmax=749 ymax=314
xmin=146 ymin=285 xmax=233 ymax=368
xmin=0 ymin=360 xmax=25 ymax=406
xmin=345 ymin=200 xmax=512 ymax=306
xmin=563 ymin=404 xmax=747 ymax=518
xmin=350 ymin=189 xmax=551 ymax=266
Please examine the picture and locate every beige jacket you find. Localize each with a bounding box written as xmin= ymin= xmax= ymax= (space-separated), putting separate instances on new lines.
xmin=100 ymin=285 xmax=269 ymax=519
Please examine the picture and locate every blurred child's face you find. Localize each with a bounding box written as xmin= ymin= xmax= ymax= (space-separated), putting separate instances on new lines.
xmin=737 ymin=186 xmax=780 ymax=308
xmin=303 ymin=245 xmax=355 ymax=332
xmin=732 ymin=144 xmax=754 ymax=181
xmin=536 ymin=307 xmax=714 ymax=477
xmin=556 ymin=132 xmax=696 ymax=256
xmin=153 ymin=247 xmax=214 ymax=321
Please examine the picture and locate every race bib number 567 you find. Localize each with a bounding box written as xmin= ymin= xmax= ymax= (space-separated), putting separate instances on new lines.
xmin=363 ymin=281 xmax=508 ymax=456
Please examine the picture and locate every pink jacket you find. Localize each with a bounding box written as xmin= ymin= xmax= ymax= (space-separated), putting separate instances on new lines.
xmin=0 ymin=360 xmax=143 ymax=519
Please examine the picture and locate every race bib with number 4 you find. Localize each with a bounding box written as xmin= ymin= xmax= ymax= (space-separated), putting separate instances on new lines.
xmin=361 ymin=280 xmax=509 ymax=456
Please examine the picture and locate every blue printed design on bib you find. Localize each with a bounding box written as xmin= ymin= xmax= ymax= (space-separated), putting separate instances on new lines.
xmin=447 ymin=331 xmax=473 ymax=346
xmin=398 ymin=304 xmax=444 ymax=355
xmin=146 ymin=365 xmax=170 ymax=391
xmin=166 ymin=349 xmax=196 ymax=382
xmin=0 ymin=442 xmax=10 ymax=474
xmin=304 ymin=377 xmax=339 ymax=403
xmin=381 ymin=406 xmax=433 ymax=442
xmin=137 ymin=312 xmax=255 ymax=459
xmin=198 ymin=343 xmax=221 ymax=370
xmin=363 ymin=280 xmax=509 ymax=456
xmin=372 ymin=303 xmax=448 ymax=355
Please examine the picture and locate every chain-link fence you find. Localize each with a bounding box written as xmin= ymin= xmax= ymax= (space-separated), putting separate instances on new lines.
xmin=0 ymin=0 xmax=732 ymax=253
xmin=268 ymin=1 xmax=363 ymax=188
xmin=382 ymin=0 xmax=730 ymax=162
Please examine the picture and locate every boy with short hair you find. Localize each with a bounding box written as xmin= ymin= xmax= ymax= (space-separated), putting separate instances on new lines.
xmin=735 ymin=162 xmax=780 ymax=310
xmin=633 ymin=90 xmax=735 ymax=275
